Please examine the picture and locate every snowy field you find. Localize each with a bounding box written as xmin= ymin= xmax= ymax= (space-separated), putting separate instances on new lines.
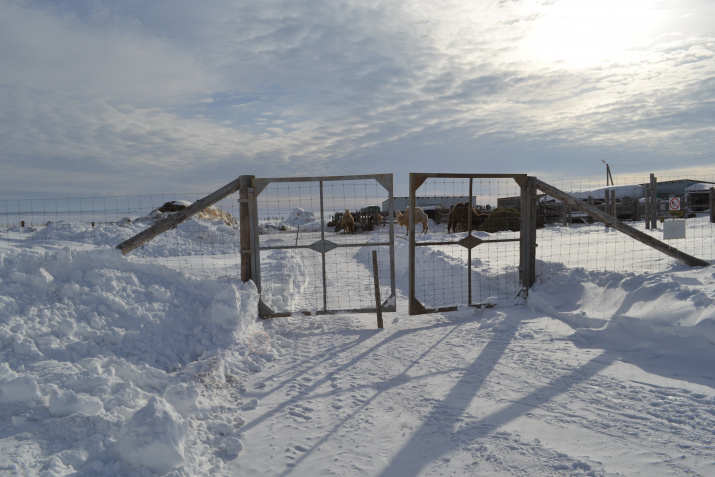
xmin=1 ymin=211 xmax=715 ymax=476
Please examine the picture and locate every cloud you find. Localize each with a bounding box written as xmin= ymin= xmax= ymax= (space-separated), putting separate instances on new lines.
xmin=0 ymin=1 xmax=213 ymax=103
xmin=1 ymin=0 xmax=714 ymax=199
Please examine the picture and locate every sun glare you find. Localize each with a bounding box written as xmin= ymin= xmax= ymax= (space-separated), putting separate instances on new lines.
xmin=524 ymin=0 xmax=664 ymax=69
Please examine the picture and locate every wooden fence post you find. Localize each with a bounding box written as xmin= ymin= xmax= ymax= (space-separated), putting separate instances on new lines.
xmin=604 ymin=189 xmax=611 ymax=231
xmin=710 ymin=188 xmax=715 ymax=223
xmin=239 ymin=175 xmax=254 ymax=283
xmin=520 ymin=176 xmax=537 ymax=289
xmin=408 ymin=174 xmax=417 ymax=315
xmin=650 ymin=173 xmax=658 ymax=229
xmin=372 ymin=250 xmax=383 ymax=329
xmin=645 ymin=184 xmax=651 ymax=229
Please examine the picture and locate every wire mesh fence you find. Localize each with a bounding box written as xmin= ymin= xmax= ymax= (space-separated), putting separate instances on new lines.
xmin=251 ymin=175 xmax=395 ymax=316
xmin=0 ymin=176 xmax=397 ymax=317
xmin=536 ymin=174 xmax=715 ymax=277
xmin=407 ymin=174 xmax=526 ymax=311
xmin=2 ymin=172 xmax=713 ymax=316
xmin=0 ymin=193 xmax=244 ymax=279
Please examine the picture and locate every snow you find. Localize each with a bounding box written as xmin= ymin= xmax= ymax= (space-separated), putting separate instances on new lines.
xmin=115 ymin=397 xmax=187 ymax=475
xmin=686 ymin=182 xmax=715 ymax=193
xmin=262 ymin=208 xmax=325 ymax=233
xmin=1 ymin=212 xmax=715 ymax=476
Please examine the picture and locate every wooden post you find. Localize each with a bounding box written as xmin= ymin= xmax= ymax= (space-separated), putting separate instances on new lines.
xmin=610 ymin=190 xmax=616 ymax=218
xmin=239 ymin=175 xmax=253 ymax=283
xmin=520 ymin=177 xmax=537 ymax=289
xmin=21 ymin=221 xmax=25 ymax=228
xmin=710 ymin=188 xmax=715 ymax=223
xmin=533 ymin=178 xmax=709 ymax=267
xmin=372 ymin=250 xmax=383 ymax=329
xmin=645 ymin=184 xmax=651 ymax=229
xmin=408 ymin=174 xmax=417 ymax=315
xmin=650 ymin=173 xmax=658 ymax=229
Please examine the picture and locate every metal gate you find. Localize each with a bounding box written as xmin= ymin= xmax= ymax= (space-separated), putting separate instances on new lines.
xmin=407 ymin=173 xmax=536 ymax=315
xmin=244 ymin=174 xmax=396 ymax=318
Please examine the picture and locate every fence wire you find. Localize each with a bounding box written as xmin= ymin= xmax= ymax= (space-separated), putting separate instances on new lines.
xmin=0 ymin=193 xmax=243 ymax=279
xmin=536 ymin=175 xmax=715 ymax=277
xmin=409 ymin=176 xmax=524 ymax=310
xmin=2 ymin=173 xmax=713 ymax=314
xmin=253 ymin=177 xmax=393 ymax=314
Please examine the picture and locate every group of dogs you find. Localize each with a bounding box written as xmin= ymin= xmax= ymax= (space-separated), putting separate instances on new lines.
xmin=340 ymin=202 xmax=487 ymax=235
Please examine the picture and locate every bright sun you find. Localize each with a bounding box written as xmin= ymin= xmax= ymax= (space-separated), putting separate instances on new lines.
xmin=524 ymin=0 xmax=664 ymax=69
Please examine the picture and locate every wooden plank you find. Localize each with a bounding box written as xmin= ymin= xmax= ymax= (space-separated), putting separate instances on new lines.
xmin=239 ymin=175 xmax=253 ymax=283
xmin=116 ymin=176 xmax=242 ymax=255
xmin=533 ymin=178 xmax=710 ymax=267
xmin=650 ymin=174 xmax=658 ymax=229
xmin=372 ymin=250 xmax=383 ymax=329
xmin=408 ymin=174 xmax=417 ymax=315
xmin=519 ymin=177 xmax=537 ymax=289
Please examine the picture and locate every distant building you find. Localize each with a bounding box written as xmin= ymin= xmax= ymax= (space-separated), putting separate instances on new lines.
xmin=684 ymin=182 xmax=715 ymax=212
xmin=643 ymin=179 xmax=714 ymax=199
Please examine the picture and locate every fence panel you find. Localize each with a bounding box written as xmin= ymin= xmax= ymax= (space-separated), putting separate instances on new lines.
xmin=249 ymin=174 xmax=396 ymax=317
xmin=535 ymin=175 xmax=715 ymax=278
xmin=4 ymin=173 xmax=712 ymax=320
xmin=406 ymin=173 xmax=533 ymax=314
xmin=0 ymin=193 xmax=245 ymax=281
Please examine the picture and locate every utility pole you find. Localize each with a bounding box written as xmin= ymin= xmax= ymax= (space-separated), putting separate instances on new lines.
xmin=601 ymin=160 xmax=614 ymax=186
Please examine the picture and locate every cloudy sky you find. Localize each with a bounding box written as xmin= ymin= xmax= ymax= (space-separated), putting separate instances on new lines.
xmin=1 ymin=0 xmax=714 ymax=199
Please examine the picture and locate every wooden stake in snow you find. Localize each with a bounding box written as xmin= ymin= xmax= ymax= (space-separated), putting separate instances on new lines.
xmin=372 ymin=250 xmax=384 ymax=329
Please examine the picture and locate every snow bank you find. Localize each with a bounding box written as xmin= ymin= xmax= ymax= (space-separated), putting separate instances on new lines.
xmin=258 ymin=208 xmax=325 ymax=233
xmin=0 ymin=247 xmax=256 ymax=370
xmin=529 ymin=264 xmax=715 ymax=346
xmin=0 ymin=245 xmax=264 ymax=475
xmin=283 ymin=207 xmax=323 ymax=231
xmin=31 ymin=215 xmax=241 ymax=257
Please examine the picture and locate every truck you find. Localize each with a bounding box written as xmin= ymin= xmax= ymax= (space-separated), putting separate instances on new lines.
xmin=329 ymin=205 xmax=383 ymax=233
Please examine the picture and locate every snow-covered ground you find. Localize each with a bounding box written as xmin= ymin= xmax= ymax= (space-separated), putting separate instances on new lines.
xmin=1 ymin=210 xmax=715 ymax=476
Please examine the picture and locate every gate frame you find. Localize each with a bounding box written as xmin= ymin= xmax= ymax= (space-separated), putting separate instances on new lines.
xmin=241 ymin=174 xmax=397 ymax=318
xmin=407 ymin=173 xmax=537 ymax=315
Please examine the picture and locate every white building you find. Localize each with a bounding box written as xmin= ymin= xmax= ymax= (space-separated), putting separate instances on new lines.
xmin=383 ymin=196 xmax=476 ymax=214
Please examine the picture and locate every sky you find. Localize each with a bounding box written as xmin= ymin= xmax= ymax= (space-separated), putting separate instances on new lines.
xmin=1 ymin=0 xmax=714 ymax=200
